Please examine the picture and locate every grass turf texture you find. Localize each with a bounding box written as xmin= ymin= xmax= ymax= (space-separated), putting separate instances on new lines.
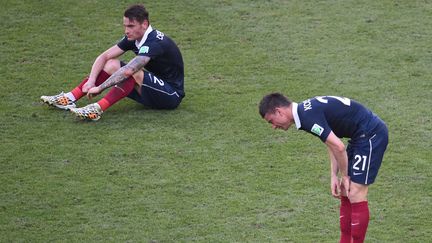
xmin=1 ymin=0 xmax=431 ymax=241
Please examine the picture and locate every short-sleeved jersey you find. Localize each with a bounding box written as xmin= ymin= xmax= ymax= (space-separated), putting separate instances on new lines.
xmin=117 ymin=26 xmax=184 ymax=97
xmin=293 ymin=96 xmax=385 ymax=142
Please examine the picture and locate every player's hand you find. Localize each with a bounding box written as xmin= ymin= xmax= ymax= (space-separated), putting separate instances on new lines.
xmin=87 ymin=86 xmax=102 ymax=100
xmin=340 ymin=175 xmax=351 ymax=197
xmin=331 ymin=175 xmax=340 ymax=198
xmin=82 ymin=80 xmax=96 ymax=93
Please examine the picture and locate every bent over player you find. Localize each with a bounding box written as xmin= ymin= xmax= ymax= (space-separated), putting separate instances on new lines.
xmin=258 ymin=93 xmax=388 ymax=243
xmin=41 ymin=4 xmax=184 ymax=121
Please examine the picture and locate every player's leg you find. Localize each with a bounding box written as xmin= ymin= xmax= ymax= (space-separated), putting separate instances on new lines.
xmin=70 ymin=59 xmax=121 ymax=102
xmin=127 ymin=71 xmax=183 ymax=109
xmin=349 ymin=183 xmax=369 ymax=243
xmin=348 ymin=142 xmax=371 ymax=243
xmin=338 ymin=145 xmax=354 ymax=243
xmin=71 ymin=60 xmax=142 ymax=121
xmin=41 ymin=61 xmax=113 ymax=110
xmin=339 ymin=195 xmax=352 ymax=243
xmin=96 ymin=60 xmax=142 ymax=111
xmin=348 ymin=126 xmax=388 ymax=243
xmin=339 ymin=184 xmax=369 ymax=243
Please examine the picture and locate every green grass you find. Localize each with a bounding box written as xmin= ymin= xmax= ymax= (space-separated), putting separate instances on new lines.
xmin=1 ymin=0 xmax=431 ymax=242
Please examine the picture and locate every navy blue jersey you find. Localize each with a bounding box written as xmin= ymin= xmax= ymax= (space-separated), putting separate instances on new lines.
xmin=293 ymin=96 xmax=385 ymax=142
xmin=117 ymin=26 xmax=184 ymax=97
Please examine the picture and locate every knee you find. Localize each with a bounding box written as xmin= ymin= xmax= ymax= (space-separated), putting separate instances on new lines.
xmin=348 ymin=183 xmax=369 ymax=203
xmin=157 ymin=98 xmax=182 ymax=110
xmin=132 ymin=71 xmax=144 ymax=85
xmin=103 ymin=59 xmax=121 ymax=74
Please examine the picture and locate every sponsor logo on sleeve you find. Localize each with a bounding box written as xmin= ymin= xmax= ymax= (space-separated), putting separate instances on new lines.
xmin=139 ymin=46 xmax=149 ymax=54
xmin=311 ymin=124 xmax=324 ymax=136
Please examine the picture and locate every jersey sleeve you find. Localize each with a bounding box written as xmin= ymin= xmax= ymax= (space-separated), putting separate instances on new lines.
xmin=302 ymin=114 xmax=332 ymax=142
xmin=117 ymin=36 xmax=135 ymax=51
xmin=137 ymin=42 xmax=164 ymax=58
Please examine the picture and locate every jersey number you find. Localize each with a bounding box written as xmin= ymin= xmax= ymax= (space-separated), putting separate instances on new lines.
xmin=353 ymin=155 xmax=367 ymax=171
xmin=316 ymin=96 xmax=351 ymax=106
xmin=154 ymin=76 xmax=165 ymax=86
xmin=148 ymin=74 xmax=165 ymax=86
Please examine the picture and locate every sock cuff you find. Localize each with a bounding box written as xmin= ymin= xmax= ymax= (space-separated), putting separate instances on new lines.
xmin=65 ymin=92 xmax=77 ymax=102
xmin=97 ymin=98 xmax=111 ymax=111
xmin=351 ymin=201 xmax=368 ymax=210
xmin=341 ymin=196 xmax=350 ymax=203
xmin=341 ymin=196 xmax=351 ymax=207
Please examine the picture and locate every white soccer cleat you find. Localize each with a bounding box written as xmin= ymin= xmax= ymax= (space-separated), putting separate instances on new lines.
xmin=70 ymin=103 xmax=103 ymax=121
xmin=41 ymin=92 xmax=76 ymax=110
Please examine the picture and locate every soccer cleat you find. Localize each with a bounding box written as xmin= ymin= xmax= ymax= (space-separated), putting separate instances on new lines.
xmin=41 ymin=92 xmax=76 ymax=110
xmin=70 ymin=103 xmax=103 ymax=121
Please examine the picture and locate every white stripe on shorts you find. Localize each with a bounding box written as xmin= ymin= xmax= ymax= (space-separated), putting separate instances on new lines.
xmin=142 ymin=84 xmax=180 ymax=97
xmin=365 ymin=134 xmax=377 ymax=184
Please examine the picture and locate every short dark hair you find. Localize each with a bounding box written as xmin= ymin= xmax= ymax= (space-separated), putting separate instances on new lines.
xmin=258 ymin=93 xmax=292 ymax=118
xmin=124 ymin=4 xmax=149 ymax=23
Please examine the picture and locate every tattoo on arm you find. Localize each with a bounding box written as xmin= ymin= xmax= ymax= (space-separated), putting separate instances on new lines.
xmin=98 ymin=55 xmax=150 ymax=90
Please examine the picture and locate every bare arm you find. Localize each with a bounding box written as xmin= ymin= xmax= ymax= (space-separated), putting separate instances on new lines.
xmin=98 ymin=55 xmax=150 ymax=91
xmin=325 ymin=132 xmax=348 ymax=176
xmin=86 ymin=55 xmax=150 ymax=98
xmin=327 ymin=145 xmax=341 ymax=198
xmin=325 ymin=131 xmax=350 ymax=196
xmin=328 ymin=146 xmax=339 ymax=177
xmin=83 ymin=45 xmax=125 ymax=92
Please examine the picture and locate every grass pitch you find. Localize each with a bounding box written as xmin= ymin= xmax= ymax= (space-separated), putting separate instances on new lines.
xmin=1 ymin=0 xmax=431 ymax=242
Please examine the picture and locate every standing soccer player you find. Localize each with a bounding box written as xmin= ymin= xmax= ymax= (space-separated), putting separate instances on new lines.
xmin=258 ymin=93 xmax=388 ymax=243
xmin=41 ymin=4 xmax=184 ymax=121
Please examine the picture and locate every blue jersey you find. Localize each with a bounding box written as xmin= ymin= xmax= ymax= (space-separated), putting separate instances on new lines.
xmin=117 ymin=26 xmax=184 ymax=97
xmin=293 ymin=96 xmax=385 ymax=142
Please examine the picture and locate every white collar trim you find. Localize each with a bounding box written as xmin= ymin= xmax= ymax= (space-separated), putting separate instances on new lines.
xmin=292 ymin=102 xmax=301 ymax=129
xmin=135 ymin=25 xmax=153 ymax=49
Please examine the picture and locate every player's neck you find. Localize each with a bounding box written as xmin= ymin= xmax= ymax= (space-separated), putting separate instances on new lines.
xmin=286 ymin=105 xmax=294 ymax=122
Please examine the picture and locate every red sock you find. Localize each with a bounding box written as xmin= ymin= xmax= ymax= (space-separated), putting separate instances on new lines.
xmin=339 ymin=196 xmax=352 ymax=243
xmin=70 ymin=70 xmax=111 ymax=100
xmin=97 ymin=76 xmax=136 ymax=111
xmin=351 ymin=201 xmax=369 ymax=243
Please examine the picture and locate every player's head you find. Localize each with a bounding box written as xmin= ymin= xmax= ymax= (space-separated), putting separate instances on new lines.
xmin=123 ymin=4 xmax=150 ymax=41
xmin=124 ymin=4 xmax=149 ymax=24
xmin=259 ymin=93 xmax=292 ymax=118
xmin=259 ymin=93 xmax=294 ymax=130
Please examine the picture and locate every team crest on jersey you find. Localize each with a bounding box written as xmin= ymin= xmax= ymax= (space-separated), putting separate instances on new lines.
xmin=311 ymin=124 xmax=324 ymax=136
xmin=139 ymin=46 xmax=149 ymax=54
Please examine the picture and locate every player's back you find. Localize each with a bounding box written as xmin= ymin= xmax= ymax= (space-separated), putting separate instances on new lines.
xmin=302 ymin=96 xmax=385 ymax=139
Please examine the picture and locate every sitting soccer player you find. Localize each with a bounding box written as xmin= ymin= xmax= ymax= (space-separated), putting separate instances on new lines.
xmin=41 ymin=4 xmax=184 ymax=121
xmin=259 ymin=93 xmax=389 ymax=243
